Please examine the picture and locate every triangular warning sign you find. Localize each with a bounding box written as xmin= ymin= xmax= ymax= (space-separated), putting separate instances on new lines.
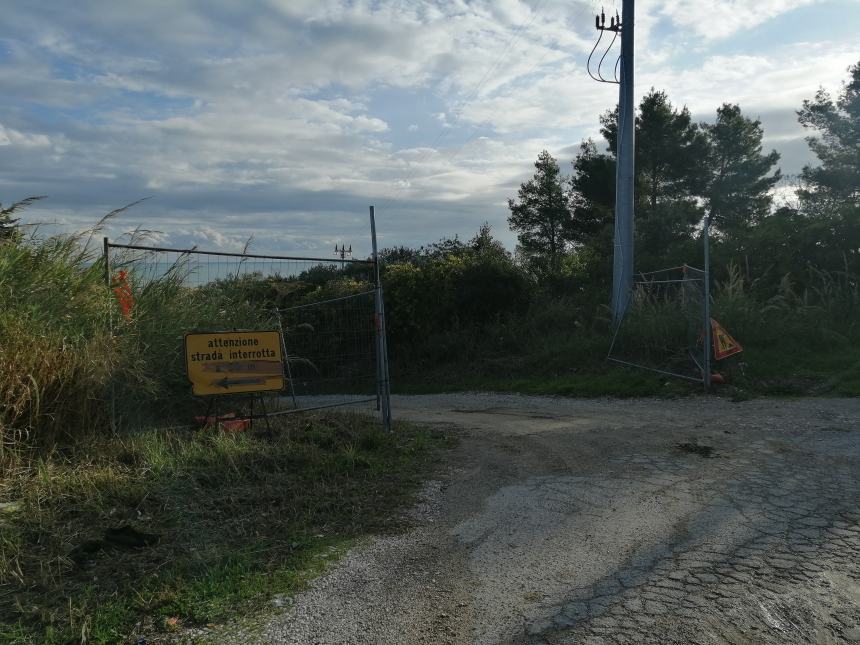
xmin=711 ymin=319 xmax=742 ymax=360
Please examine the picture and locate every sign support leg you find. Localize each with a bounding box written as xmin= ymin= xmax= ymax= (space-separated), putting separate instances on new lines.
xmin=275 ymin=310 xmax=299 ymax=409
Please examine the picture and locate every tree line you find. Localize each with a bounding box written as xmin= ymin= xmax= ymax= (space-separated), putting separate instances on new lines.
xmin=370 ymin=61 xmax=857 ymax=354
xmin=2 ymin=62 xmax=856 ymax=366
xmin=508 ymin=61 xmax=860 ymax=296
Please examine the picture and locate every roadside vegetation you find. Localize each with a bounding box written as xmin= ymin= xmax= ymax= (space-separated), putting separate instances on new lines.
xmin=0 ymin=414 xmax=448 ymax=644
xmin=382 ymin=62 xmax=860 ymax=398
xmin=0 ymin=209 xmax=446 ymax=643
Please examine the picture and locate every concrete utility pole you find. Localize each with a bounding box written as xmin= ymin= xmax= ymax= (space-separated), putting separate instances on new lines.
xmin=611 ymin=0 xmax=635 ymax=327
xmin=590 ymin=2 xmax=635 ymax=326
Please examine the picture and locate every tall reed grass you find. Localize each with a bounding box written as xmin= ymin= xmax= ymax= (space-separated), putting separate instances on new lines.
xmin=713 ymin=262 xmax=859 ymax=348
xmin=0 ymin=227 xmax=271 ymax=456
xmin=0 ymin=231 xmax=113 ymax=454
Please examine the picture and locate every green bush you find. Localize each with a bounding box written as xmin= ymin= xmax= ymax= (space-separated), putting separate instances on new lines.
xmin=382 ymin=234 xmax=532 ymax=351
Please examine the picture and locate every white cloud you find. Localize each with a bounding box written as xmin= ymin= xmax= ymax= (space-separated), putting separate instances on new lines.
xmin=656 ymin=0 xmax=820 ymax=40
xmin=642 ymin=43 xmax=860 ymax=114
xmin=0 ymin=124 xmax=48 ymax=148
xmin=0 ymin=0 xmax=857 ymax=253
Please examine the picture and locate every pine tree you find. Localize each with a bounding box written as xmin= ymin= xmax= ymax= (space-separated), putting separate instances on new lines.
xmin=797 ymin=61 xmax=860 ymax=215
xmin=507 ymin=150 xmax=573 ymax=280
xmin=568 ymin=140 xmax=615 ymax=247
xmin=599 ymin=90 xmax=710 ymax=266
xmin=703 ymin=104 xmax=781 ymax=237
xmin=794 ymin=61 xmax=860 ymax=274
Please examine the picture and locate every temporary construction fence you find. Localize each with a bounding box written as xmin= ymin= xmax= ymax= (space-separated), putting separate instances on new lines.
xmin=102 ymin=207 xmax=392 ymax=430
xmin=607 ymin=217 xmax=714 ymax=388
xmin=272 ymin=209 xmax=391 ymax=428
xmin=607 ymin=264 xmax=709 ymax=384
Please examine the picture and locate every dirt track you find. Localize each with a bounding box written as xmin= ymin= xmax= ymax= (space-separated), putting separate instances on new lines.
xmin=245 ymin=394 xmax=860 ymax=644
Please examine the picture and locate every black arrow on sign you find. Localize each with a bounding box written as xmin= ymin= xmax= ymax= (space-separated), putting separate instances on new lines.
xmin=214 ymin=376 xmax=267 ymax=389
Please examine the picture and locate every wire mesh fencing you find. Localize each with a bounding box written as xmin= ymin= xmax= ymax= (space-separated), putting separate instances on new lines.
xmin=275 ymin=291 xmax=381 ymax=414
xmin=103 ymin=237 xmax=387 ymax=426
xmin=607 ymin=265 xmax=708 ymax=383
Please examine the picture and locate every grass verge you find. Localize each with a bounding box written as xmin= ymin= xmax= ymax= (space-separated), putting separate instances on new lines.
xmin=392 ymin=344 xmax=860 ymax=399
xmin=394 ymin=366 xmax=676 ymax=398
xmin=0 ymin=413 xmax=452 ymax=644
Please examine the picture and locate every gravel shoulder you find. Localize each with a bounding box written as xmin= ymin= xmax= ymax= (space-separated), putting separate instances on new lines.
xmin=234 ymin=394 xmax=860 ymax=644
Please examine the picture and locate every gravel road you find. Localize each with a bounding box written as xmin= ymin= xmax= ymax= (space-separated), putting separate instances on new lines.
xmin=245 ymin=394 xmax=860 ymax=644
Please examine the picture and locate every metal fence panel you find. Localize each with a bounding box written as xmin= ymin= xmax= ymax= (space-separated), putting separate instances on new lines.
xmin=607 ymin=265 xmax=708 ymax=384
xmin=103 ymin=235 xmax=391 ymax=428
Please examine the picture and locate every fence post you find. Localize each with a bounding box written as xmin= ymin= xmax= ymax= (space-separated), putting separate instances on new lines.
xmin=103 ymin=237 xmax=117 ymax=430
xmin=103 ymin=237 xmax=111 ymax=287
xmin=369 ymin=206 xmax=392 ymax=432
xmin=370 ymin=212 xmax=382 ymax=413
xmin=703 ymin=217 xmax=712 ymax=390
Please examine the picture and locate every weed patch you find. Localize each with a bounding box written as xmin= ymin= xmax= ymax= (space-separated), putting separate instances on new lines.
xmin=0 ymin=414 xmax=452 ymax=644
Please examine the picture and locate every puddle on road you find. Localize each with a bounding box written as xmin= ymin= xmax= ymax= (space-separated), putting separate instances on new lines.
xmin=675 ymin=442 xmax=715 ymax=458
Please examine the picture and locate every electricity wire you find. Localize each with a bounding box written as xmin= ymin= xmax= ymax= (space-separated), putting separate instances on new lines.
xmin=586 ymin=28 xmax=606 ymax=82
xmin=376 ymin=0 xmax=602 ymax=222
xmin=422 ymin=0 xmax=602 ymax=183
xmin=597 ymin=28 xmax=618 ymax=82
xmin=587 ymin=7 xmax=620 ymax=85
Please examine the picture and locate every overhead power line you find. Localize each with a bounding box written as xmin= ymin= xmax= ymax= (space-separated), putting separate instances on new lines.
xmin=375 ymin=1 xmax=603 ymax=226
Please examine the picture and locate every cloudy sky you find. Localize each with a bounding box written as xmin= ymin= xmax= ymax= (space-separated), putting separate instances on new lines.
xmin=1 ymin=0 xmax=858 ymax=256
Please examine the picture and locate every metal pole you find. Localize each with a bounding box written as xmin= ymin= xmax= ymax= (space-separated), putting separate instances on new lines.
xmin=611 ymin=0 xmax=635 ymax=327
xmin=275 ymin=308 xmax=299 ymax=409
xmin=370 ymin=212 xmax=382 ymax=413
xmin=380 ymin=292 xmax=392 ymax=431
xmin=702 ymin=217 xmax=712 ymax=390
xmin=381 ymin=294 xmax=391 ymax=430
xmin=369 ymin=206 xmax=392 ymax=432
xmin=103 ymin=237 xmax=111 ymax=287
xmin=103 ymin=237 xmax=117 ymax=431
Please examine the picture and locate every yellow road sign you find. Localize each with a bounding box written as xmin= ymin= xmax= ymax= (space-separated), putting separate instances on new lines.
xmin=711 ymin=319 xmax=743 ymax=360
xmin=185 ymin=330 xmax=284 ymax=396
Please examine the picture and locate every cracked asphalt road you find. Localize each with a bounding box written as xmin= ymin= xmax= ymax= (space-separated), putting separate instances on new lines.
xmin=242 ymin=394 xmax=860 ymax=644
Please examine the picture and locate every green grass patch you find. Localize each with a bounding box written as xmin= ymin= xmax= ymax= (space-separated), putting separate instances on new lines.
xmin=717 ymin=341 xmax=860 ymax=397
xmin=0 ymin=414 xmax=452 ymax=644
xmin=394 ymin=355 xmax=860 ymax=400
xmin=393 ymin=360 xmax=693 ymax=398
xmin=393 ymin=308 xmax=847 ymax=399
